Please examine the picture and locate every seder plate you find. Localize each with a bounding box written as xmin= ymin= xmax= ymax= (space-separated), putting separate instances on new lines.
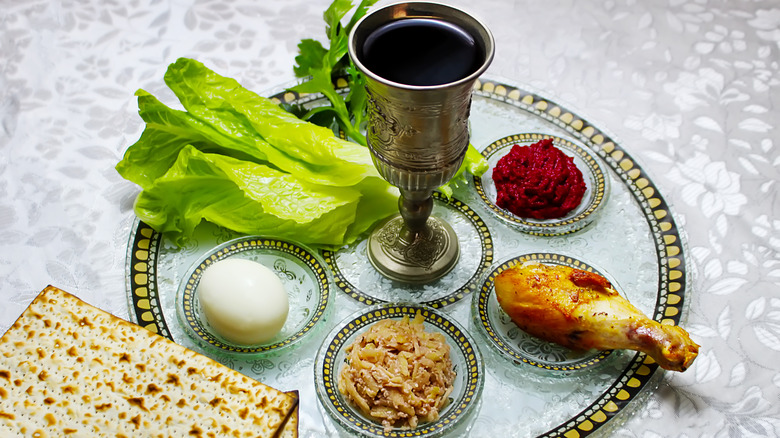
xmin=125 ymin=76 xmax=692 ymax=437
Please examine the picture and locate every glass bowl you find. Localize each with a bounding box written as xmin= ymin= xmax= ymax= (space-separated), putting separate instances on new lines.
xmin=322 ymin=192 xmax=494 ymax=309
xmin=175 ymin=235 xmax=332 ymax=357
xmin=473 ymin=132 xmax=610 ymax=236
xmin=315 ymin=303 xmax=484 ymax=437
xmin=471 ymin=252 xmax=622 ymax=373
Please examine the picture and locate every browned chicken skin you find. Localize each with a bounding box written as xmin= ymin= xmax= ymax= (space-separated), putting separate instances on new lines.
xmin=494 ymin=262 xmax=699 ymax=372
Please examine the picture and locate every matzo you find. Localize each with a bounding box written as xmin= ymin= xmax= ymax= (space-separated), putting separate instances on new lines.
xmin=0 ymin=286 xmax=297 ymax=438
xmin=280 ymin=391 xmax=299 ymax=438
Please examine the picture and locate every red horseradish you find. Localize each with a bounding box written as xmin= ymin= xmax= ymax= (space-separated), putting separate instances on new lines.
xmin=492 ymin=138 xmax=587 ymax=220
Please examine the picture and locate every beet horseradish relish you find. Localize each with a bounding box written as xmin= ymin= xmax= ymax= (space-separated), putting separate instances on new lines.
xmin=492 ymin=139 xmax=587 ymax=220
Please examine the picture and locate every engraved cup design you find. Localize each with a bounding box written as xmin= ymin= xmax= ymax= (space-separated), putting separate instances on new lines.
xmin=365 ymin=85 xmax=474 ymax=191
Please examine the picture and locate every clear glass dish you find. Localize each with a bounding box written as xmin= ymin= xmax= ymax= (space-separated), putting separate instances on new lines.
xmin=322 ymin=192 xmax=494 ymax=309
xmin=175 ymin=235 xmax=332 ymax=357
xmin=471 ymin=252 xmax=626 ymax=374
xmin=314 ymin=303 xmax=484 ymax=437
xmin=474 ymin=132 xmax=611 ymax=236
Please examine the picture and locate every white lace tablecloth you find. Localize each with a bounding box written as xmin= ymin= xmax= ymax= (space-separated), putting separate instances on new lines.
xmin=1 ymin=0 xmax=778 ymax=436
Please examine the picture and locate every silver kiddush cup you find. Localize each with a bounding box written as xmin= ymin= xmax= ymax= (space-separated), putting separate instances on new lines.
xmin=349 ymin=2 xmax=494 ymax=284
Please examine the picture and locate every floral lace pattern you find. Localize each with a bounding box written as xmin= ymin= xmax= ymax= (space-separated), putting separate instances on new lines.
xmin=1 ymin=0 xmax=778 ymax=436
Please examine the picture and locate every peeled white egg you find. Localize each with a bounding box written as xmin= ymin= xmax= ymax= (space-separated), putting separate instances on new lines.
xmin=197 ymin=258 xmax=289 ymax=345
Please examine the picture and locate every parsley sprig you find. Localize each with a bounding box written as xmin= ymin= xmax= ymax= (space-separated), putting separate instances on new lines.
xmin=288 ymin=0 xmax=378 ymax=145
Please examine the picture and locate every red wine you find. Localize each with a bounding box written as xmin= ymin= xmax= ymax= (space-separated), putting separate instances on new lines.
xmin=359 ymin=18 xmax=484 ymax=86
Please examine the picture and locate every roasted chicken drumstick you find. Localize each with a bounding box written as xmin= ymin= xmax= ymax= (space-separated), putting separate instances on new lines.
xmin=495 ymin=262 xmax=699 ymax=372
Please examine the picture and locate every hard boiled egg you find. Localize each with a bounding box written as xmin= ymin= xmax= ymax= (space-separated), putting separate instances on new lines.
xmin=197 ymin=258 xmax=289 ymax=345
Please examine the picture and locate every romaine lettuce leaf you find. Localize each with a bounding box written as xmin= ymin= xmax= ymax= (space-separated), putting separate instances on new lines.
xmin=133 ymin=145 xmax=396 ymax=247
xmin=117 ymin=58 xmax=398 ymax=248
xmin=116 ymin=90 xmax=269 ymax=189
xmin=163 ymin=58 xmax=378 ymax=188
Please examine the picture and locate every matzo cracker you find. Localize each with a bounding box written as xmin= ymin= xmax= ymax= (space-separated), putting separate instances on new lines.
xmin=0 ymin=286 xmax=297 ymax=437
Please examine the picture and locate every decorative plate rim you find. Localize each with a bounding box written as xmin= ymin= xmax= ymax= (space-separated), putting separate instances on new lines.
xmin=472 ymin=252 xmax=619 ymax=372
xmin=322 ymin=192 xmax=494 ymax=309
xmin=315 ymin=303 xmax=484 ymax=438
xmin=176 ymin=235 xmax=331 ymax=355
xmin=473 ymin=132 xmax=610 ymax=236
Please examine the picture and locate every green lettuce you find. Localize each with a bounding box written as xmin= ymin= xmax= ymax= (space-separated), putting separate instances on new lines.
xmin=117 ymin=58 xmax=398 ymax=247
xmin=438 ymin=142 xmax=490 ymax=198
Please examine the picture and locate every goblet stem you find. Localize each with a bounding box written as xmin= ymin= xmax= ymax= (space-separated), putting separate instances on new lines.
xmin=398 ymin=190 xmax=433 ymax=235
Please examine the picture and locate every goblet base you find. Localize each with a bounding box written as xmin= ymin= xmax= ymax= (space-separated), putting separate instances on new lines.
xmin=367 ymin=213 xmax=460 ymax=284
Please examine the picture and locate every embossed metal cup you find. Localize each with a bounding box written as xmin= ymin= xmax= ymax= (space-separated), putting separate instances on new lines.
xmin=349 ymin=2 xmax=494 ymax=284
